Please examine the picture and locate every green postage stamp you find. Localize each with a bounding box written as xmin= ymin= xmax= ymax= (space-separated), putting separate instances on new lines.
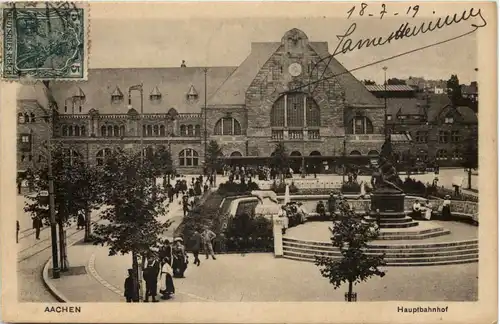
xmin=2 ymin=2 xmax=88 ymax=80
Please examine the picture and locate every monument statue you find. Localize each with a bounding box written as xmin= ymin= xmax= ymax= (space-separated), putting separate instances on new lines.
xmin=371 ymin=136 xmax=404 ymax=193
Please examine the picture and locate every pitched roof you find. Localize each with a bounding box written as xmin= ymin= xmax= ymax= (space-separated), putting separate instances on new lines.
xmin=456 ymin=106 xmax=478 ymax=123
xmin=426 ymin=94 xmax=452 ymax=121
xmin=309 ymin=42 xmax=382 ymax=106
xmin=365 ymin=85 xmax=414 ymax=92
xmin=208 ymin=42 xmax=281 ymax=105
xmin=386 ymin=98 xmax=426 ymax=116
xmin=50 ymin=67 xmax=237 ymax=115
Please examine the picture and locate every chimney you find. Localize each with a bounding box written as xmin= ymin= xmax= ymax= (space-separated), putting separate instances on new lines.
xmin=181 ymin=60 xmax=186 ymax=68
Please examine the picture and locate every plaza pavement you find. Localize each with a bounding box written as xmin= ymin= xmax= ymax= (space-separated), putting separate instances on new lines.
xmin=39 ymin=169 xmax=478 ymax=302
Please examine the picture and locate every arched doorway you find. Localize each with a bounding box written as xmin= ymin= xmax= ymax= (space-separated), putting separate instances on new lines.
xmin=350 ymin=150 xmax=362 ymax=155
xmin=230 ymin=151 xmax=242 ymax=157
xmin=290 ymin=151 xmax=302 ymax=173
xmin=308 ymin=151 xmax=322 ymax=174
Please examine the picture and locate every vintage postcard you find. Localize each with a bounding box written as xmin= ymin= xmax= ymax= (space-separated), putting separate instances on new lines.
xmin=1 ymin=1 xmax=88 ymax=80
xmin=0 ymin=1 xmax=497 ymax=323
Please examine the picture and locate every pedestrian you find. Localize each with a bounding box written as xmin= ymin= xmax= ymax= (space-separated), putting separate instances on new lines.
xmin=32 ymin=215 xmax=42 ymax=240
xmin=159 ymin=257 xmax=175 ymax=300
xmin=77 ymin=211 xmax=85 ymax=230
xmin=143 ymin=257 xmax=160 ymax=302
xmin=423 ymin=199 xmax=433 ymax=220
xmin=441 ymin=195 xmax=452 ymax=220
xmin=190 ymin=230 xmax=202 ymax=266
xmin=124 ymin=269 xmax=136 ymax=303
xmin=172 ymin=238 xmax=188 ymax=277
xmin=201 ymin=226 xmax=217 ymax=260
xmin=17 ymin=177 xmax=22 ymax=195
xmin=16 ymin=220 xmax=20 ymax=243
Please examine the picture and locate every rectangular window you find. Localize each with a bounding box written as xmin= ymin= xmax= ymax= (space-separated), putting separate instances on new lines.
xmin=445 ymin=117 xmax=454 ymax=124
xmin=354 ymin=118 xmax=364 ymax=134
xmin=439 ymin=131 xmax=449 ymax=143
xmin=416 ymin=131 xmax=428 ymax=143
xmin=21 ymin=135 xmax=30 ymax=143
xmin=451 ymin=131 xmax=460 ymax=142
xmin=186 ymin=158 xmax=192 ymax=166
xmin=386 ymin=115 xmax=392 ymax=121
xmin=222 ymin=118 xmax=232 ymax=135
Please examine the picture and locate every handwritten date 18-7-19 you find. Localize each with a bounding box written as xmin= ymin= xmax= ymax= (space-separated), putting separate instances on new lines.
xmin=347 ymin=3 xmax=420 ymax=19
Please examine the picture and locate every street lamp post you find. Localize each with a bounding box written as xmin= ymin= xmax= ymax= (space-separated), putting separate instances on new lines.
xmin=127 ymin=84 xmax=144 ymax=302
xmin=202 ymin=68 xmax=208 ymax=175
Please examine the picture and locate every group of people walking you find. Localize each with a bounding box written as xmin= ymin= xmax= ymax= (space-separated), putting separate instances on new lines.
xmin=123 ymin=226 xmax=218 ymax=303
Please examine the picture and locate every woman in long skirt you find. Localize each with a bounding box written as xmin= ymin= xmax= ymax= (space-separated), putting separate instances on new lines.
xmin=441 ymin=195 xmax=452 ymax=220
xmin=159 ymin=258 xmax=175 ymax=300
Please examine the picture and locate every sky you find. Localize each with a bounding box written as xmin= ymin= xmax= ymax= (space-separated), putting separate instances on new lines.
xmin=88 ymin=2 xmax=484 ymax=85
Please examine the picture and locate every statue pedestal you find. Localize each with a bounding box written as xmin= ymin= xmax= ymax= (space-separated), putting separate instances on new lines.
xmin=366 ymin=188 xmax=419 ymax=229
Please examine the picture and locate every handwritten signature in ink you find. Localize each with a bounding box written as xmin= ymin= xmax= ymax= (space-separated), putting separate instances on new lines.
xmin=333 ymin=7 xmax=487 ymax=56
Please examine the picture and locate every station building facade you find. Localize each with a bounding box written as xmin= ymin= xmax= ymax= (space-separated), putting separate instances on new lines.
xmin=18 ymin=29 xmax=474 ymax=174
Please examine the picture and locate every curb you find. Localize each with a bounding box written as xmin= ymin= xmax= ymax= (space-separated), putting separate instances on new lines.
xmin=42 ymin=256 xmax=70 ymax=303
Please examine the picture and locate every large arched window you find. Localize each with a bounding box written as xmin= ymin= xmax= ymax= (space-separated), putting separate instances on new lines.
xmin=96 ymin=148 xmax=112 ymax=166
xmin=214 ymin=117 xmax=242 ymax=135
xmin=63 ymin=148 xmax=82 ymax=166
xmin=187 ymin=125 xmax=194 ymax=136
xmin=350 ymin=150 xmax=362 ymax=156
xmin=107 ymin=125 xmax=113 ymax=137
xmin=436 ymin=149 xmax=448 ymax=160
xmin=179 ymin=149 xmax=199 ymax=166
xmin=347 ymin=116 xmax=374 ymax=134
xmin=101 ymin=125 xmax=107 ymax=137
xmin=271 ymin=93 xmax=320 ymax=128
xmin=230 ymin=151 xmax=242 ymax=157
xmin=180 ymin=125 xmax=187 ymax=136
xmin=159 ymin=125 xmax=166 ymax=136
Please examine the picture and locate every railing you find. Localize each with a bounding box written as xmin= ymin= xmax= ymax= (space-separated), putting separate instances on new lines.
xmin=307 ymin=130 xmax=320 ymax=139
xmin=271 ymin=130 xmax=284 ymax=140
xmin=346 ymin=134 xmax=385 ymax=141
xmin=288 ymin=130 xmax=303 ymax=140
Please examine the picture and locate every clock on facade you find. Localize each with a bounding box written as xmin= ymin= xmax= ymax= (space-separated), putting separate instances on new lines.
xmin=288 ymin=63 xmax=302 ymax=77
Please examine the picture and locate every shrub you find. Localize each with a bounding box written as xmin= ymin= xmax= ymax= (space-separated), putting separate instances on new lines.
xmin=218 ymin=181 xmax=260 ymax=196
xmin=341 ymin=181 xmax=361 ymax=193
xmin=270 ymin=180 xmax=299 ymax=194
xmin=224 ymin=213 xmax=273 ymax=252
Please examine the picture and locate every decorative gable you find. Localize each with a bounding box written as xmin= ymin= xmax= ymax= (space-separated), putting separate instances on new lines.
xmin=186 ymin=85 xmax=199 ymax=102
xmin=150 ymin=86 xmax=162 ymax=101
xmin=111 ymin=87 xmax=124 ymax=104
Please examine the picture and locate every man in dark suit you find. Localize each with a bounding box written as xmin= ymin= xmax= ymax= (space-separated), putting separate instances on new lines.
xmin=190 ymin=230 xmax=202 ymax=266
xmin=143 ymin=257 xmax=160 ymax=302
xmin=124 ymin=269 xmax=136 ymax=302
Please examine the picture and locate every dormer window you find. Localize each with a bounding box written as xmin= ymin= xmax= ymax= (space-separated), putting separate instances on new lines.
xmin=445 ymin=117 xmax=454 ymax=124
xmin=111 ymin=87 xmax=124 ymax=104
xmin=150 ymin=86 xmax=162 ymax=102
xmin=186 ymin=85 xmax=199 ymax=101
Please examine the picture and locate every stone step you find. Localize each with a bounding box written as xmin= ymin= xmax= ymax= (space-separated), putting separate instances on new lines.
xmin=283 ymin=241 xmax=479 ymax=254
xmin=282 ymin=254 xmax=479 ymax=267
xmin=283 ymin=246 xmax=479 ymax=258
xmin=364 ymin=216 xmax=415 ymax=223
xmin=283 ymin=237 xmax=478 ymax=249
xmin=377 ymin=229 xmax=452 ymax=240
xmin=283 ymin=250 xmax=479 ymax=264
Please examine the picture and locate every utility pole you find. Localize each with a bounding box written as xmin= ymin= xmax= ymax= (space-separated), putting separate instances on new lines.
xmin=46 ymin=105 xmax=60 ymax=279
xmin=383 ymin=66 xmax=388 ymax=137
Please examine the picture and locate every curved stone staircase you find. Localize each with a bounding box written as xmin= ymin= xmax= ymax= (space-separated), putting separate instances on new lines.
xmin=282 ymin=237 xmax=478 ymax=266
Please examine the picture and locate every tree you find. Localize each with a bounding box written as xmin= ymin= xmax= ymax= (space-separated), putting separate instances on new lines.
xmin=24 ymin=144 xmax=104 ymax=265
xmin=462 ymin=135 xmax=478 ymax=190
xmin=363 ymin=79 xmax=376 ymax=85
xmin=205 ymin=140 xmax=223 ymax=187
xmin=315 ymin=206 xmax=386 ymax=301
xmin=270 ymin=142 xmax=289 ymax=182
xmin=92 ymin=149 xmax=171 ymax=302
xmin=387 ymin=78 xmax=407 ymax=85
xmin=147 ymin=145 xmax=174 ymax=187
xmin=447 ymin=74 xmax=462 ymax=106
